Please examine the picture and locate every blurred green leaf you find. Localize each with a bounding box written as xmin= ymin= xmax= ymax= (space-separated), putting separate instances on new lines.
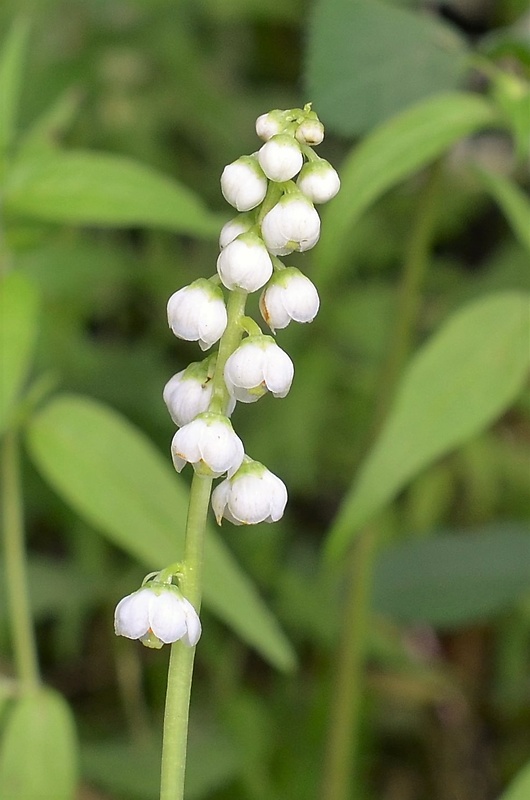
xmin=0 ymin=687 xmax=78 ymax=800
xmin=316 ymin=92 xmax=497 ymax=283
xmin=26 ymin=395 xmax=295 ymax=670
xmin=0 ymin=271 xmax=39 ymax=434
xmin=4 ymin=151 xmax=223 ymax=237
xmin=326 ymin=292 xmax=530 ymax=561
xmin=477 ymin=167 xmax=530 ymax=254
xmin=373 ymin=524 xmax=530 ymax=627
xmin=0 ymin=18 xmax=28 ymax=176
xmin=499 ymin=758 xmax=530 ymax=800
xmin=307 ymin=0 xmax=468 ymax=136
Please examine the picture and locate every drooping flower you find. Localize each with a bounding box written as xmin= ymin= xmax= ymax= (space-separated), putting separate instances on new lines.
xmin=163 ymin=362 xmax=235 ymax=427
xmin=217 ymin=232 xmax=273 ymax=292
xmin=295 ymin=118 xmax=324 ymax=145
xmin=259 ymin=267 xmax=320 ymax=332
xmin=167 ymin=279 xmax=227 ymax=351
xmin=171 ymin=412 xmax=244 ymax=477
xmin=258 ymin=134 xmax=303 ymax=182
xmin=114 ymin=584 xmax=201 ymax=649
xmin=224 ymin=335 xmax=294 ymax=403
xmin=211 ymin=458 xmax=287 ymax=525
xmin=220 ymin=155 xmax=268 ymax=212
xmin=261 ymin=193 xmax=321 ymax=256
xmin=297 ymin=159 xmax=341 ymax=204
xmin=255 ymin=110 xmax=284 ymax=141
xmin=219 ymin=214 xmax=253 ymax=249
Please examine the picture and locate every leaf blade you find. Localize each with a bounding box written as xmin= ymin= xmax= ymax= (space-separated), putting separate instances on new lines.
xmin=477 ymin=167 xmax=530 ymax=254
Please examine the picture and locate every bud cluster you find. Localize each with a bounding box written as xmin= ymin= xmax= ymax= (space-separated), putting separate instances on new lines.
xmin=115 ymin=106 xmax=339 ymax=648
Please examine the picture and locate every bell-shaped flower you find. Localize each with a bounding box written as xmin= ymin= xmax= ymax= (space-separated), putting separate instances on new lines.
xmin=217 ymin=231 xmax=273 ymax=292
xmin=211 ymin=458 xmax=288 ymax=525
xmin=258 ymin=134 xmax=303 ymax=182
xmin=114 ymin=584 xmax=201 ymax=649
xmin=163 ymin=361 xmax=236 ymax=427
xmin=297 ymin=160 xmax=340 ymax=204
xmin=220 ymin=155 xmax=268 ymax=212
xmin=295 ymin=118 xmax=324 ymax=145
xmin=259 ymin=267 xmax=320 ymax=332
xmin=261 ymin=193 xmax=321 ymax=256
xmin=219 ymin=214 xmax=253 ymax=249
xmin=167 ymin=279 xmax=227 ymax=351
xmin=255 ymin=110 xmax=284 ymax=141
xmin=224 ymin=335 xmax=294 ymax=403
xmin=171 ymin=412 xmax=244 ymax=477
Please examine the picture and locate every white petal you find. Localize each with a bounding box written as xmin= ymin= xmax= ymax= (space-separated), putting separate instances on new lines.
xmin=180 ymin=597 xmax=202 ymax=647
xmin=114 ymin=589 xmax=151 ymax=639
xmin=225 ymin=343 xmax=266 ymax=389
xmin=263 ymin=346 xmax=294 ymax=397
xmin=150 ymin=593 xmax=187 ymax=644
xmin=211 ymin=479 xmax=231 ymax=524
xmin=229 ymin=473 xmax=273 ymax=524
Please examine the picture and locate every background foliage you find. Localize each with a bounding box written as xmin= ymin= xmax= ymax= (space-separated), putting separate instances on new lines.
xmin=1 ymin=1 xmax=529 ymax=799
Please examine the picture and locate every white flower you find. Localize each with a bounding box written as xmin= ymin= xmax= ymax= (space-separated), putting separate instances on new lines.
xmin=224 ymin=336 xmax=294 ymax=403
xmin=163 ymin=363 xmax=236 ymax=426
xmin=297 ymin=160 xmax=340 ymax=204
xmin=261 ymin=193 xmax=321 ymax=256
xmin=219 ymin=214 xmax=253 ymax=249
xmin=220 ymin=155 xmax=268 ymax=212
xmin=258 ymin=134 xmax=303 ymax=182
xmin=259 ymin=267 xmax=320 ymax=332
xmin=167 ymin=279 xmax=227 ymax=351
xmin=255 ymin=110 xmax=284 ymax=141
xmin=114 ymin=585 xmax=201 ymax=648
xmin=217 ymin=232 xmax=273 ymax=292
xmin=295 ymin=118 xmax=324 ymax=145
xmin=171 ymin=412 xmax=244 ymax=477
xmin=212 ymin=459 xmax=288 ymax=525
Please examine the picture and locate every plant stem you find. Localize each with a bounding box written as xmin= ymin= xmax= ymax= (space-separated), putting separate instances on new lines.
xmin=159 ymin=287 xmax=247 ymax=800
xmin=321 ymin=162 xmax=442 ymax=800
xmin=1 ymin=430 xmax=40 ymax=691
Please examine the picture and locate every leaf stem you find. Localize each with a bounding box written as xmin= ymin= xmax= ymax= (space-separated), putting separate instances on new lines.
xmin=321 ymin=162 xmax=442 ymax=800
xmin=1 ymin=430 xmax=40 ymax=691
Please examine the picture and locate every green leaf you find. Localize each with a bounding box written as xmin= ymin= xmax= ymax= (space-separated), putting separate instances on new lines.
xmin=0 ymin=18 xmax=29 ymax=176
xmin=477 ymin=167 xmax=530 ymax=254
xmin=26 ymin=395 xmax=295 ymax=671
xmin=315 ymin=92 xmax=497 ymax=283
xmin=500 ymin=760 xmax=530 ymax=800
xmin=326 ymin=292 xmax=530 ymax=561
xmin=0 ymin=271 xmax=39 ymax=435
xmin=4 ymin=151 xmax=223 ymax=237
xmin=373 ymin=524 xmax=530 ymax=628
xmin=0 ymin=687 xmax=78 ymax=800
xmin=307 ymin=0 xmax=468 ymax=136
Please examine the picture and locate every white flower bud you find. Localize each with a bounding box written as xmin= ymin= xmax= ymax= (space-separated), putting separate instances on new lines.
xmin=297 ymin=160 xmax=340 ymax=204
xmin=163 ymin=363 xmax=236 ymax=426
xmin=295 ymin=118 xmax=324 ymax=145
xmin=259 ymin=267 xmax=320 ymax=332
xmin=114 ymin=584 xmax=201 ymax=648
xmin=217 ymin=231 xmax=273 ymax=292
xmin=212 ymin=459 xmax=287 ymax=525
xmin=258 ymin=134 xmax=303 ymax=182
xmin=220 ymin=155 xmax=268 ymax=212
xmin=167 ymin=279 xmax=227 ymax=351
xmin=224 ymin=335 xmax=294 ymax=403
xmin=261 ymin=193 xmax=321 ymax=256
xmin=171 ymin=412 xmax=244 ymax=477
xmin=219 ymin=214 xmax=253 ymax=249
xmin=255 ymin=110 xmax=284 ymax=141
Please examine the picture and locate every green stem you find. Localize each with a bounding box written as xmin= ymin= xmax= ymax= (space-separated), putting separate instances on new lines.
xmin=159 ymin=286 xmax=247 ymax=800
xmin=1 ymin=431 xmax=40 ymax=691
xmin=321 ymin=162 xmax=442 ymax=800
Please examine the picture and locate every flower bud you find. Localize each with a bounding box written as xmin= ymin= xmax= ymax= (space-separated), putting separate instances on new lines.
xmin=255 ymin=110 xmax=285 ymax=141
xmin=224 ymin=335 xmax=294 ymax=403
xmin=171 ymin=412 xmax=244 ymax=477
xmin=261 ymin=193 xmax=321 ymax=256
xmin=114 ymin=584 xmax=201 ymax=648
xmin=258 ymin=134 xmax=303 ymax=182
xmin=259 ymin=267 xmax=320 ymax=332
xmin=295 ymin=118 xmax=324 ymax=145
xmin=219 ymin=214 xmax=253 ymax=249
xmin=221 ymin=155 xmax=268 ymax=212
xmin=167 ymin=279 xmax=227 ymax=351
xmin=212 ymin=459 xmax=287 ymax=525
xmin=217 ymin=231 xmax=273 ymax=292
xmin=297 ymin=160 xmax=340 ymax=204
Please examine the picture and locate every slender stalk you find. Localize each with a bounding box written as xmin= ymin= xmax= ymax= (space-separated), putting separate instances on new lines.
xmin=1 ymin=430 xmax=40 ymax=691
xmin=159 ymin=287 xmax=247 ymax=800
xmin=321 ymin=162 xmax=442 ymax=800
